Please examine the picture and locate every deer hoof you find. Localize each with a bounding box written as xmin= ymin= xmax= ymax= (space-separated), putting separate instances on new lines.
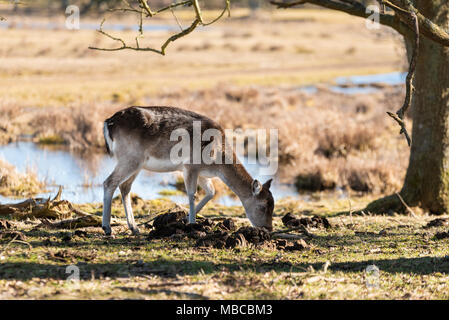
xmin=102 ymin=225 xmax=112 ymax=236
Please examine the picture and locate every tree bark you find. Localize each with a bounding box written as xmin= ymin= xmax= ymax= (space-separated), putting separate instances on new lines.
xmin=366 ymin=0 xmax=449 ymax=214
xmin=401 ymin=1 xmax=449 ymax=213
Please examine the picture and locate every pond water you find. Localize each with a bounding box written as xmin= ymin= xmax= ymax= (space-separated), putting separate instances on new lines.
xmin=298 ymin=72 xmax=407 ymax=95
xmin=330 ymin=72 xmax=406 ymax=94
xmin=335 ymin=72 xmax=407 ymax=86
xmin=0 ymin=142 xmax=298 ymax=205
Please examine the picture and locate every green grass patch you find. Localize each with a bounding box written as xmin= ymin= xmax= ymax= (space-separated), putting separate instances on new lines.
xmin=1 ymin=196 xmax=448 ymax=299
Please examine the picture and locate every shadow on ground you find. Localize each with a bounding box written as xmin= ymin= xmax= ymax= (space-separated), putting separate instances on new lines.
xmin=1 ymin=255 xmax=448 ymax=281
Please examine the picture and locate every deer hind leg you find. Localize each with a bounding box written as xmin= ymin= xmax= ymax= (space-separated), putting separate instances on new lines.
xmin=102 ymin=162 xmax=140 ymax=235
xmin=195 ymin=176 xmax=215 ymax=215
xmin=119 ymin=173 xmax=139 ymax=235
xmin=183 ymin=168 xmax=199 ymax=224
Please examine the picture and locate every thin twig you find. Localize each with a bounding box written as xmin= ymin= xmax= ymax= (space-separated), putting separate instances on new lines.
xmin=170 ymin=6 xmax=183 ymax=31
xmin=395 ymin=192 xmax=418 ymax=218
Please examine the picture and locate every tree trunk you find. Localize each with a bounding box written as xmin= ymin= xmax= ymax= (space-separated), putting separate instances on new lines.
xmin=366 ymin=1 xmax=449 ymax=214
xmin=402 ymin=1 xmax=449 ymax=213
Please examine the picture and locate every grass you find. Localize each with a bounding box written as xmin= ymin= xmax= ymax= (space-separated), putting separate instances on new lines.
xmin=0 ymin=11 xmax=408 ymax=193
xmin=1 ymin=196 xmax=449 ymax=300
xmin=0 ymin=159 xmax=47 ymax=198
xmin=0 ymin=9 xmax=402 ymax=107
xmin=0 ymin=10 xmax=432 ymax=300
xmin=158 ymin=189 xmax=184 ymax=197
xmin=38 ymin=134 xmax=65 ymax=145
xmin=0 ymin=83 xmax=410 ymax=194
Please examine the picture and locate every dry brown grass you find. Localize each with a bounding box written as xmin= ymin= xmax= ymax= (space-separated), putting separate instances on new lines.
xmin=29 ymin=105 xmax=111 ymax=152
xmin=0 ymin=10 xmax=408 ymax=196
xmin=187 ymin=85 xmax=408 ymax=194
xmin=0 ymin=158 xmax=46 ymax=198
xmin=0 ymin=83 xmax=409 ymax=195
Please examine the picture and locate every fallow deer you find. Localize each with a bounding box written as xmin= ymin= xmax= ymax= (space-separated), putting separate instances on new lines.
xmin=102 ymin=106 xmax=274 ymax=235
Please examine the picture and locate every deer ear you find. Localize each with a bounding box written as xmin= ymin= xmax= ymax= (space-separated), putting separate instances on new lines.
xmin=263 ymin=178 xmax=273 ymax=190
xmin=251 ymin=180 xmax=262 ymax=196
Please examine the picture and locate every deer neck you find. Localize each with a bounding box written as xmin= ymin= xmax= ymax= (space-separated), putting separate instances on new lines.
xmin=219 ymin=163 xmax=254 ymax=204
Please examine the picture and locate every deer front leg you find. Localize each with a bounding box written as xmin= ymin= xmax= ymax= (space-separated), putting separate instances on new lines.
xmin=119 ymin=173 xmax=139 ymax=235
xmin=195 ymin=176 xmax=215 ymax=214
xmin=183 ymin=168 xmax=199 ymax=224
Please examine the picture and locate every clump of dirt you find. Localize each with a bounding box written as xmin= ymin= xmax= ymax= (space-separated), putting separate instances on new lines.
xmin=233 ymin=226 xmax=271 ymax=245
xmin=74 ymin=230 xmax=88 ymax=237
xmin=195 ymin=227 xmax=271 ymax=249
xmin=282 ymin=212 xmax=331 ymax=229
xmin=216 ymin=218 xmax=236 ymax=231
xmin=148 ymin=209 xmax=217 ymax=239
xmin=195 ymin=231 xmax=234 ymax=249
xmin=434 ymin=231 xmax=449 ymax=240
xmin=61 ymin=233 xmax=73 ymax=242
xmin=147 ymin=211 xmax=271 ymax=249
xmin=424 ymin=218 xmax=449 ymax=228
xmin=275 ymin=239 xmax=309 ymax=251
xmin=152 ymin=210 xmax=188 ymax=231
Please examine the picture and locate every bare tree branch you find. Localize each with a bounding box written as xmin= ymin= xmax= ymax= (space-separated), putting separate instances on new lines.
xmin=387 ymin=5 xmax=419 ymax=146
xmin=271 ymin=0 xmax=449 ymax=47
xmin=270 ymin=0 xmax=406 ymax=34
xmin=390 ymin=0 xmax=449 ymax=47
xmin=90 ymin=0 xmax=230 ymax=55
xmin=89 ymin=15 xmax=200 ymax=55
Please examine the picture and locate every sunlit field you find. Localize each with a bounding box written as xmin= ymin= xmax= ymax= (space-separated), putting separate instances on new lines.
xmin=1 ymin=7 xmax=447 ymax=300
